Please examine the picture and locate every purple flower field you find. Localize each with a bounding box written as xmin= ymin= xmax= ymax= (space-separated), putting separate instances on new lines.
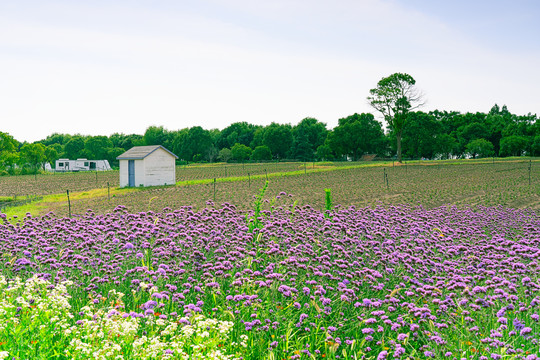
xmin=1 ymin=196 xmax=540 ymax=359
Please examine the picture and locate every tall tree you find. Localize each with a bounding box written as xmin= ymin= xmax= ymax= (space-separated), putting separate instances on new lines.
xmin=63 ymin=136 xmax=86 ymax=159
xmin=367 ymin=73 xmax=424 ymax=162
xmin=176 ymin=126 xmax=214 ymax=162
xmin=400 ymin=111 xmax=441 ymax=159
xmin=231 ymin=143 xmax=252 ymax=161
xmin=20 ymin=143 xmax=46 ymax=173
xmin=291 ymin=117 xmax=328 ymax=161
xmin=85 ymin=136 xmax=113 ymax=159
xmin=0 ymin=132 xmax=19 ymax=170
xmin=327 ymin=113 xmax=385 ymax=160
xmin=262 ymin=123 xmax=293 ymax=159
xmin=217 ymin=122 xmax=260 ymax=150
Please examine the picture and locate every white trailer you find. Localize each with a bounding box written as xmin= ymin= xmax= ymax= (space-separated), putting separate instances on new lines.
xmin=55 ymin=159 xmax=112 ymax=172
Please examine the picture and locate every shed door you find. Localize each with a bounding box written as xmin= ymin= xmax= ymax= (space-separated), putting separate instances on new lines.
xmin=128 ymin=160 xmax=135 ymax=187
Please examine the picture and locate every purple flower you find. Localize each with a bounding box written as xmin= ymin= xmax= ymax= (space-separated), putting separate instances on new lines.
xmin=397 ymin=333 xmax=408 ymax=341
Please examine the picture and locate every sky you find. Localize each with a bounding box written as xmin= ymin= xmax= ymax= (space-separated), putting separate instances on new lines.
xmin=1 ymin=0 xmax=539 ymax=143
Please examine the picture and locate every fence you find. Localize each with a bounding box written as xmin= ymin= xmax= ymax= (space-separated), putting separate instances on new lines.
xmin=0 ymin=195 xmax=43 ymax=213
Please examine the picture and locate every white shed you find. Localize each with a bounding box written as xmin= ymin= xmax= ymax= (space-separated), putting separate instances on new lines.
xmin=116 ymin=145 xmax=178 ymax=187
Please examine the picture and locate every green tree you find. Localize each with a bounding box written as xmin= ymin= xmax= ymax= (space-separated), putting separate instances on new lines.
xmin=40 ymin=133 xmax=72 ymax=147
xmin=401 ymin=111 xmax=440 ymax=159
xmin=368 ymin=73 xmax=424 ymax=162
xmin=231 ymin=143 xmax=252 ymax=161
xmin=327 ymin=113 xmax=385 ymax=160
xmin=143 ymin=126 xmax=168 ymax=146
xmin=63 ymin=136 xmax=85 ymax=159
xmin=0 ymin=132 xmax=19 ymax=170
xmin=44 ymin=146 xmax=59 ymax=166
xmin=85 ymin=136 xmax=113 ymax=159
xmin=218 ymin=148 xmax=232 ymax=162
xmin=20 ymin=143 xmax=47 ymax=173
xmin=0 ymin=132 xmax=18 ymax=151
xmin=466 ymin=139 xmax=494 ymax=159
xmin=291 ymin=118 xmax=328 ymax=160
xmin=105 ymin=147 xmax=126 ymax=167
xmin=176 ymin=126 xmax=214 ymax=162
xmin=110 ymin=133 xmax=144 ymax=150
xmin=316 ymin=144 xmax=334 ymax=161
xmin=291 ymin=129 xmax=313 ymax=161
xmin=251 ymin=145 xmax=272 ymax=161
xmin=531 ymin=135 xmax=540 ymax=156
xmin=434 ymin=133 xmax=457 ymax=159
xmin=217 ymin=122 xmax=260 ymax=150
xmin=262 ymin=123 xmax=293 ymax=159
xmin=499 ymin=135 xmax=529 ymax=157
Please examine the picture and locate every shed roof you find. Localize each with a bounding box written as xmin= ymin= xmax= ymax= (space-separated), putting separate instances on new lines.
xmin=116 ymin=145 xmax=178 ymax=160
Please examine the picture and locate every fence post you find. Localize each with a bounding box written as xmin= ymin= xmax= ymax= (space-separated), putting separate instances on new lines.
xmin=213 ymin=178 xmax=216 ymax=202
xmin=67 ymin=190 xmax=71 ymax=218
xmin=107 ymin=182 xmax=110 ymax=201
xmin=248 ymin=173 xmax=251 ymax=188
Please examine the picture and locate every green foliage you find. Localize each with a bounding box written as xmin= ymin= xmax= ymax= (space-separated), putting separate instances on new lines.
xmin=247 ymin=181 xmax=268 ymax=233
xmin=532 ymin=135 xmax=540 ymax=156
xmin=44 ymin=145 xmax=59 ymax=165
xmin=324 ymin=188 xmax=332 ymax=218
xmin=262 ymin=123 xmax=293 ymax=159
xmin=401 ymin=111 xmax=441 ymax=159
xmin=499 ymin=135 xmax=529 ymax=157
xmin=316 ymin=144 xmax=334 ymax=161
xmin=250 ymin=145 xmax=272 ymax=161
xmin=110 ymin=133 xmax=144 ymax=150
xmin=63 ymin=136 xmax=86 ymax=159
xmin=143 ymin=125 xmax=168 ymax=146
xmin=231 ymin=143 xmax=252 ymax=161
xmin=466 ymin=138 xmax=495 ymax=158
xmin=217 ymin=122 xmax=260 ymax=149
xmin=328 ymin=113 xmax=385 ymax=160
xmin=85 ymin=135 xmax=113 ymax=160
xmin=20 ymin=143 xmax=46 ymax=172
xmin=434 ymin=133 xmax=458 ymax=159
xmin=368 ymin=73 xmax=424 ymax=162
xmin=218 ymin=148 xmax=232 ymax=162
xmin=177 ymin=126 xmax=214 ymax=162
xmin=291 ymin=117 xmax=328 ymax=161
xmin=0 ymin=132 xmax=19 ymax=170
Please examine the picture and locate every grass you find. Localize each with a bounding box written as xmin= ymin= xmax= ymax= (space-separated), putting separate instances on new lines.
xmin=1 ymin=187 xmax=138 ymax=219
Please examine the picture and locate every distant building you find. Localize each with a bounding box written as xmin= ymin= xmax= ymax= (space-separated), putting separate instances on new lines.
xmin=54 ymin=159 xmax=112 ymax=172
xmin=116 ymin=145 xmax=178 ymax=187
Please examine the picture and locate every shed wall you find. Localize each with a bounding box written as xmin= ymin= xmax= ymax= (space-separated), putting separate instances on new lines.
xmin=119 ymin=160 xmax=128 ymax=187
xmin=119 ymin=159 xmax=145 ymax=187
xmin=143 ymin=148 xmax=176 ymax=186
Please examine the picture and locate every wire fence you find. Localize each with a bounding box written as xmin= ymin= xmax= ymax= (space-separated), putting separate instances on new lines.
xmin=0 ymin=195 xmax=43 ymax=213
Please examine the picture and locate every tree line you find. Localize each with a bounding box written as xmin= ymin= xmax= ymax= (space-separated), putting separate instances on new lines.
xmin=1 ymin=73 xmax=539 ymax=175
